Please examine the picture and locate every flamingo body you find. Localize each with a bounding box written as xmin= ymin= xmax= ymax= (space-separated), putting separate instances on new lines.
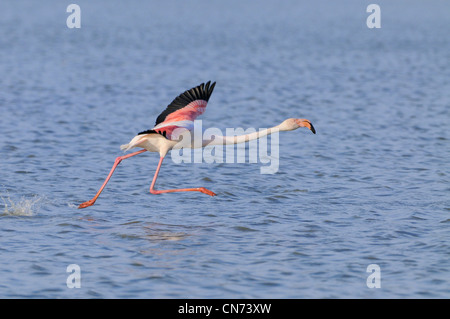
xmin=78 ymin=81 xmax=315 ymax=209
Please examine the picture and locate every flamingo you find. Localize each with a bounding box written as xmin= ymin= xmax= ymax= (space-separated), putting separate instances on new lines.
xmin=78 ymin=81 xmax=316 ymax=209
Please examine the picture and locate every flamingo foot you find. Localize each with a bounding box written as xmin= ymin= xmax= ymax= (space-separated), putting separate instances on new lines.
xmin=78 ymin=199 xmax=96 ymax=209
xmin=199 ymin=187 xmax=216 ymax=196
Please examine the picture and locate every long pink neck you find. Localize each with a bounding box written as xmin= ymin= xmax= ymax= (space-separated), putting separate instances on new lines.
xmin=202 ymin=125 xmax=282 ymax=147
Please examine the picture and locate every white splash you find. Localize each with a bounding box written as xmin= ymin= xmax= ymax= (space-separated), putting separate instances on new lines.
xmin=1 ymin=194 xmax=44 ymax=216
xmin=67 ymin=203 xmax=78 ymax=209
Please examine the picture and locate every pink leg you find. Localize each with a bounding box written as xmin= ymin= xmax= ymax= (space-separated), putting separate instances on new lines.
xmin=149 ymin=157 xmax=216 ymax=196
xmin=78 ymin=149 xmax=147 ymax=208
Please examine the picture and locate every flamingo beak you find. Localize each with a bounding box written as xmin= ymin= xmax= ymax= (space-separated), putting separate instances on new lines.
xmin=296 ymin=119 xmax=316 ymax=134
xmin=309 ymin=122 xmax=316 ymax=134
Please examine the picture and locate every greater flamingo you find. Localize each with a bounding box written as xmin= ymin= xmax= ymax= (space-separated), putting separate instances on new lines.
xmin=78 ymin=81 xmax=315 ymax=208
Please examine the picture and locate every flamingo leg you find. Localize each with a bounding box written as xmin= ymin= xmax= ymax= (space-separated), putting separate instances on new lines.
xmin=78 ymin=149 xmax=147 ymax=209
xmin=149 ymin=157 xmax=216 ymax=196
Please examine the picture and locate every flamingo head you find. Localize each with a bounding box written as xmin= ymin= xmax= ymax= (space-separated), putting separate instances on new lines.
xmin=279 ymin=118 xmax=316 ymax=134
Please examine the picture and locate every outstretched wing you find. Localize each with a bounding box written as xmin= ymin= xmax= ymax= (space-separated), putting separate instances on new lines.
xmin=138 ymin=81 xmax=216 ymax=140
xmin=155 ymin=81 xmax=216 ymax=126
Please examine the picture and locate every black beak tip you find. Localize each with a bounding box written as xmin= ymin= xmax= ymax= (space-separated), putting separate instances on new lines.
xmin=310 ymin=123 xmax=316 ymax=134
